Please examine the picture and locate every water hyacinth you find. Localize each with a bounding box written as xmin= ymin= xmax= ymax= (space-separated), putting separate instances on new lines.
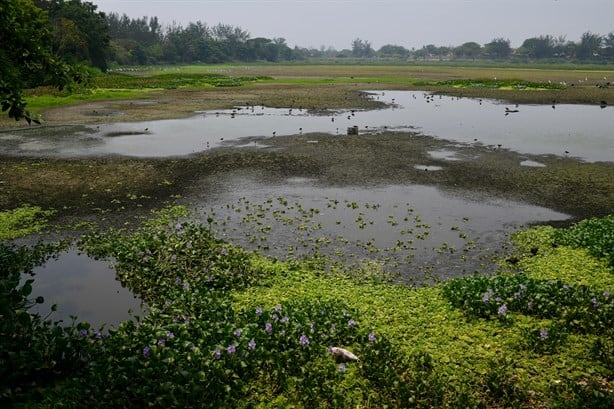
xmin=233 ymin=329 xmax=242 ymax=338
xmin=265 ymin=322 xmax=273 ymax=335
xmin=540 ymin=329 xmax=548 ymax=340
xmin=256 ymin=307 xmax=263 ymax=316
xmin=338 ymin=364 xmax=346 ymax=372
xmin=213 ymin=348 xmax=221 ymax=359
xmin=143 ymin=346 xmax=151 ymax=358
xmin=299 ymin=335 xmax=309 ymax=345
xmin=368 ymin=332 xmax=376 ymax=343
xmin=248 ymin=339 xmax=256 ymax=350
xmin=227 ymin=344 xmax=236 ymax=355
xmin=348 ymin=319 xmax=356 ymax=327
xmin=498 ymin=304 xmax=508 ymax=316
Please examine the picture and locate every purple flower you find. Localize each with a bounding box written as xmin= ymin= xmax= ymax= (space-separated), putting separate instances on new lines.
xmin=79 ymin=329 xmax=88 ymax=337
xmin=498 ymin=304 xmax=507 ymax=316
xmin=482 ymin=293 xmax=490 ymax=303
xmin=272 ymin=313 xmax=279 ymax=321
xmin=275 ymin=304 xmax=282 ymax=312
xmin=164 ymin=300 xmax=172 ymax=308
xmin=233 ymin=329 xmax=242 ymax=338
xmin=157 ymin=339 xmax=166 ymax=347
xmin=281 ymin=316 xmax=289 ymax=324
xmin=338 ymin=363 xmax=346 ymax=372
xmin=540 ymin=329 xmax=548 ymax=340
xmin=248 ymin=339 xmax=256 ymax=350
xmin=299 ymin=335 xmax=309 ymax=345
xmin=142 ymin=256 xmax=149 ymax=263
xmin=183 ymin=282 xmax=190 ymax=290
xmin=213 ymin=348 xmax=221 ymax=359
xmin=94 ymin=331 xmax=102 ymax=340
xmin=184 ymin=316 xmax=190 ymax=325
xmin=368 ymin=332 xmax=376 ymax=343
xmin=166 ymin=332 xmax=174 ymax=339
xmin=348 ymin=319 xmax=356 ymax=327
xmin=171 ymin=254 xmax=177 ymax=262
xmin=175 ymin=277 xmax=182 ymax=285
xmin=527 ymin=301 xmax=533 ymax=309
xmin=143 ymin=346 xmax=151 ymax=358
xmin=591 ymin=298 xmax=599 ymax=308
xmin=265 ymin=322 xmax=273 ymax=335
xmin=227 ymin=344 xmax=236 ymax=355
xmin=175 ymin=222 xmax=182 ymax=230
xmin=221 ymin=247 xmax=227 ymax=255
xmin=256 ymin=307 xmax=263 ymax=316
xmin=604 ymin=291 xmax=611 ymax=299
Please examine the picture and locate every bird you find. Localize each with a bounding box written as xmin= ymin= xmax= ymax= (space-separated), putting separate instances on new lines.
xmin=330 ymin=347 xmax=359 ymax=363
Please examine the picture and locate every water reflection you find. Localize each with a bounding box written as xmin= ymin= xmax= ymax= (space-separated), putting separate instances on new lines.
xmin=27 ymin=249 xmax=143 ymax=328
xmin=0 ymin=91 xmax=611 ymax=161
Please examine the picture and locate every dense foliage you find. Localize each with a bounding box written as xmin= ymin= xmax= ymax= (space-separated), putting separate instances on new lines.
xmin=1 ymin=206 xmax=613 ymax=407
xmin=553 ymin=214 xmax=614 ymax=268
xmin=0 ymin=0 xmax=84 ymax=122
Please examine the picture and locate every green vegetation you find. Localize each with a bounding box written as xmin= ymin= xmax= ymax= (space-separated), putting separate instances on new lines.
xmin=2 ymin=207 xmax=612 ymax=407
xmin=553 ymin=215 xmax=614 ymax=268
xmin=0 ymin=206 xmax=54 ymax=241
xmin=414 ymin=78 xmax=566 ymax=90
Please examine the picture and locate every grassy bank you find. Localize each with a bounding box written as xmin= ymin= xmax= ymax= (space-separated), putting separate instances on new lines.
xmin=1 ymin=207 xmax=612 ymax=407
xmin=1 ymin=63 xmax=612 ymax=129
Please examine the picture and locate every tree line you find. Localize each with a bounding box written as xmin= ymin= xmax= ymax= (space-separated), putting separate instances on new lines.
xmin=1 ymin=0 xmax=613 ymax=122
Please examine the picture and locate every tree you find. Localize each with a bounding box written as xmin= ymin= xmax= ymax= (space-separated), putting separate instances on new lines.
xmin=519 ymin=35 xmax=554 ymax=59
xmin=36 ymin=0 xmax=111 ymax=71
xmin=453 ymin=42 xmax=482 ymax=59
xmin=604 ymin=32 xmax=614 ymax=59
xmin=351 ymin=38 xmax=374 ymax=58
xmin=378 ymin=44 xmax=410 ymax=58
xmin=576 ymin=31 xmax=603 ymax=60
xmin=1 ymin=0 xmax=81 ymax=122
xmin=484 ymin=38 xmax=512 ymax=59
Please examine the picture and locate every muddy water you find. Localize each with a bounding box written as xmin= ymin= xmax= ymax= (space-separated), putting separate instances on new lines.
xmin=0 ymin=91 xmax=611 ymax=161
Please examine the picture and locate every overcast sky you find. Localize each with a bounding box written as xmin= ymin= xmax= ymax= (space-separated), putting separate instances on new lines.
xmin=92 ymin=0 xmax=613 ymax=50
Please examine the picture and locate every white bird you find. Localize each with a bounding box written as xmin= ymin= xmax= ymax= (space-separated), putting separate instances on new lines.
xmin=330 ymin=347 xmax=359 ymax=363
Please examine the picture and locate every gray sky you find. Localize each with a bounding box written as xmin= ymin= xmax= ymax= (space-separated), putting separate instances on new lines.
xmin=93 ymin=0 xmax=613 ymax=50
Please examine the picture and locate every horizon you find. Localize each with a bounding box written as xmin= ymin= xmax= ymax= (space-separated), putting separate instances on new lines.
xmin=92 ymin=0 xmax=614 ymax=50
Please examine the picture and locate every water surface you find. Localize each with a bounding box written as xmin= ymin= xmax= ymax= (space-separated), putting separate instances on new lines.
xmin=1 ymin=91 xmax=611 ymax=161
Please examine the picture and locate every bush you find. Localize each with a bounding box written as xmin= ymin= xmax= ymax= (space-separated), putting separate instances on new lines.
xmin=553 ymin=215 xmax=614 ymax=268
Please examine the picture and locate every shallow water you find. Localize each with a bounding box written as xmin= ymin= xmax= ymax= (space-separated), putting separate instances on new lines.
xmin=191 ymin=172 xmax=569 ymax=281
xmin=1 ymin=91 xmax=611 ymax=161
xmin=27 ymin=250 xmax=143 ymax=329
